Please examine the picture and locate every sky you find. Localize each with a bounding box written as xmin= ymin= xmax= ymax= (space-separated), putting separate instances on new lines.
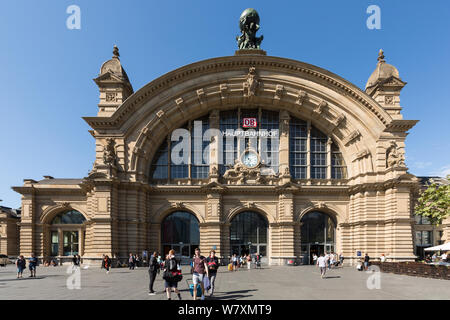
xmin=0 ymin=0 xmax=449 ymax=209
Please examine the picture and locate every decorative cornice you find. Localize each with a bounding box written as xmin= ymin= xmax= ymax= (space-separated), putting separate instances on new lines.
xmin=83 ymin=56 xmax=391 ymax=130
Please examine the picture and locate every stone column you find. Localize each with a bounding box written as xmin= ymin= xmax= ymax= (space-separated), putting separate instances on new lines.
xmin=279 ymin=111 xmax=290 ymax=180
xmin=327 ymin=137 xmax=332 ymax=179
xmin=306 ymin=121 xmax=311 ymax=179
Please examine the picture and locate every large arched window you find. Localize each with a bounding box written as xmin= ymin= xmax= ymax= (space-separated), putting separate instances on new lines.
xmin=300 ymin=211 xmax=336 ymax=264
xmin=289 ymin=116 xmax=346 ymax=180
xmin=230 ymin=211 xmax=268 ymax=257
xmin=150 ymin=116 xmax=210 ymax=181
xmin=49 ymin=210 xmax=86 ymax=257
xmin=51 ymin=210 xmax=86 ymax=224
xmin=161 ymin=211 xmax=200 ymax=260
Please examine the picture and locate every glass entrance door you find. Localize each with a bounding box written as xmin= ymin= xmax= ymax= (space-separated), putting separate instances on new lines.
xmin=63 ymin=231 xmax=79 ymax=256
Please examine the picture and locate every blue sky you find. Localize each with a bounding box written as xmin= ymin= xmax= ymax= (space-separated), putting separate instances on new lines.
xmin=1 ymin=0 xmax=449 ymax=208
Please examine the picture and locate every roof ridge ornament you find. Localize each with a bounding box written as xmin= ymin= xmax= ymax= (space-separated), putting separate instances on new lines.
xmin=113 ymin=44 xmax=120 ymax=59
xmin=377 ymin=49 xmax=385 ymax=63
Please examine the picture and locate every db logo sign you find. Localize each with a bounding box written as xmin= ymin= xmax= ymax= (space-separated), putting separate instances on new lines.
xmin=243 ymin=118 xmax=257 ymax=128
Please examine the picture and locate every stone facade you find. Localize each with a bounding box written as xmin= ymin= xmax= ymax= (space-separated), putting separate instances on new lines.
xmin=0 ymin=206 xmax=20 ymax=256
xmin=12 ymin=46 xmax=445 ymax=265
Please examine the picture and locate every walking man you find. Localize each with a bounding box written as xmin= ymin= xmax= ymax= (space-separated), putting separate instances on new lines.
xmin=192 ymin=248 xmax=209 ymax=300
xmin=148 ymin=251 xmax=159 ymax=295
xmin=28 ymin=253 xmax=38 ymax=278
xmin=364 ymin=253 xmax=370 ymax=271
xmin=316 ymin=253 xmax=327 ymax=279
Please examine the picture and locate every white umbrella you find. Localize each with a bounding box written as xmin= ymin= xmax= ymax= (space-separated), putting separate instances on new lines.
xmin=424 ymin=242 xmax=450 ymax=251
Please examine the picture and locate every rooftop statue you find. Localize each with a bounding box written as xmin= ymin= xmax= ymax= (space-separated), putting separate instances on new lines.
xmin=236 ymin=8 xmax=264 ymax=50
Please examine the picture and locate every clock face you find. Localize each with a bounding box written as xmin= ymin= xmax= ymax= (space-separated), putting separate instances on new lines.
xmin=242 ymin=151 xmax=259 ymax=168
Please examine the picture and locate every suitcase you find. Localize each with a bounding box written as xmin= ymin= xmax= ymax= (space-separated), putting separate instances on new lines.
xmin=186 ymin=279 xmax=202 ymax=297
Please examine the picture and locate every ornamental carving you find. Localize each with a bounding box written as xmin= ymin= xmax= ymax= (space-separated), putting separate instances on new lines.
xmin=223 ymin=160 xmax=266 ymax=184
xmin=386 ymin=141 xmax=405 ymax=168
xmin=105 ymin=92 xmax=117 ymax=102
xmin=384 ymin=95 xmax=394 ymax=105
xmin=244 ymin=67 xmax=259 ymax=97
xmin=103 ymin=138 xmax=117 ymax=166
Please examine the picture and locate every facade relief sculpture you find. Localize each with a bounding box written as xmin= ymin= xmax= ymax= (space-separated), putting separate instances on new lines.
xmin=386 ymin=141 xmax=406 ymax=168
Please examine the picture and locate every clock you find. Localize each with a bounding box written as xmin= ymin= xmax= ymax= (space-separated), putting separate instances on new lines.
xmin=241 ymin=149 xmax=259 ymax=168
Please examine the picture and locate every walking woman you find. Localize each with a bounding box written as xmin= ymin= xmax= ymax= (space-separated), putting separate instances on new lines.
xmin=206 ymin=250 xmax=219 ymax=297
xmin=102 ymin=255 xmax=111 ymax=274
xmin=163 ymin=249 xmax=182 ymax=300
xmin=16 ymin=255 xmax=26 ymax=278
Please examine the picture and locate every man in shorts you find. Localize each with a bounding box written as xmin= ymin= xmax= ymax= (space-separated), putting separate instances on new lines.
xmin=28 ymin=252 xmax=38 ymax=278
xmin=192 ymin=248 xmax=209 ymax=300
xmin=316 ymin=253 xmax=327 ymax=279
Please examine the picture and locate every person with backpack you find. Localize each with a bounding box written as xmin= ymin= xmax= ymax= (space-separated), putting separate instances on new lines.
xmin=148 ymin=251 xmax=160 ymax=295
xmin=192 ymin=248 xmax=209 ymax=300
xmin=206 ymin=250 xmax=219 ymax=297
xmin=28 ymin=252 xmax=38 ymax=277
xmin=16 ymin=255 xmax=26 ymax=278
xmin=163 ymin=249 xmax=182 ymax=300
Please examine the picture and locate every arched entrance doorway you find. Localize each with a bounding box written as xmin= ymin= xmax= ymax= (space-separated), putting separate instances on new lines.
xmin=300 ymin=211 xmax=336 ymax=265
xmin=161 ymin=211 xmax=199 ymax=264
xmin=49 ymin=210 xmax=86 ymax=257
xmin=230 ymin=211 xmax=268 ymax=259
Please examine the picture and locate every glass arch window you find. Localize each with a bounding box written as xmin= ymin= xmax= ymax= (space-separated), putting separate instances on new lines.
xmin=161 ymin=211 xmax=200 ymax=245
xmin=289 ymin=116 xmax=346 ymax=180
xmin=300 ymin=211 xmax=335 ymax=244
xmin=150 ymin=116 xmax=210 ymax=181
xmin=51 ymin=210 xmax=86 ymax=224
xmin=230 ymin=211 xmax=268 ymax=256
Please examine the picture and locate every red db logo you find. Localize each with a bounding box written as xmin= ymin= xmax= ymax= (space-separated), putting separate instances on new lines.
xmin=243 ymin=118 xmax=257 ymax=128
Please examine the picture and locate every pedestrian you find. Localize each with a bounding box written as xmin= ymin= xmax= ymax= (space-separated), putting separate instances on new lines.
xmin=192 ymin=248 xmax=209 ymax=300
xmin=364 ymin=253 xmax=370 ymax=271
xmin=135 ymin=254 xmax=141 ymax=268
xmin=129 ymin=253 xmax=135 ymax=270
xmin=316 ymin=253 xmax=327 ymax=279
xmin=246 ymin=254 xmax=252 ymax=270
xmin=312 ymin=253 xmax=318 ymax=266
xmin=163 ymin=249 xmax=182 ymax=300
xmin=28 ymin=253 xmax=38 ymax=278
xmin=206 ymin=250 xmax=219 ymax=297
xmin=72 ymin=254 xmax=80 ymax=266
xmin=232 ymin=254 xmax=238 ymax=271
xmin=16 ymin=255 xmax=26 ymax=278
xmin=148 ymin=251 xmax=159 ymax=295
xmin=380 ymin=253 xmax=386 ymax=263
xmin=103 ymin=255 xmax=111 ymax=274
xmin=339 ymin=253 xmax=344 ymax=266
xmin=441 ymin=251 xmax=448 ymax=262
xmin=329 ymin=252 xmax=335 ymax=269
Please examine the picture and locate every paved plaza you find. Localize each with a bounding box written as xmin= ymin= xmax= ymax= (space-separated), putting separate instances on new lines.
xmin=0 ymin=263 xmax=449 ymax=300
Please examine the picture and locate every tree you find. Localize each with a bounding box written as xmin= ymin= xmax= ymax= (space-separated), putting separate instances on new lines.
xmin=415 ymin=175 xmax=450 ymax=225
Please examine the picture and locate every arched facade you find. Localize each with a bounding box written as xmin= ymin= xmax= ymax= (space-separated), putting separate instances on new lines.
xmin=13 ymin=48 xmax=431 ymax=265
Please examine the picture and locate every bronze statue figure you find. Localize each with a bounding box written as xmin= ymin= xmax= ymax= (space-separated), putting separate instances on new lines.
xmin=236 ymin=8 xmax=264 ymax=50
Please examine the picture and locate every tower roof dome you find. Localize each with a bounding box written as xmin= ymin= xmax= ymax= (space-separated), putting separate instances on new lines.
xmin=365 ymin=49 xmax=401 ymax=90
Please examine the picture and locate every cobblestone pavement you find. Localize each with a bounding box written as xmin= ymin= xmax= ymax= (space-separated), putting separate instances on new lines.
xmin=0 ymin=263 xmax=449 ymax=300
